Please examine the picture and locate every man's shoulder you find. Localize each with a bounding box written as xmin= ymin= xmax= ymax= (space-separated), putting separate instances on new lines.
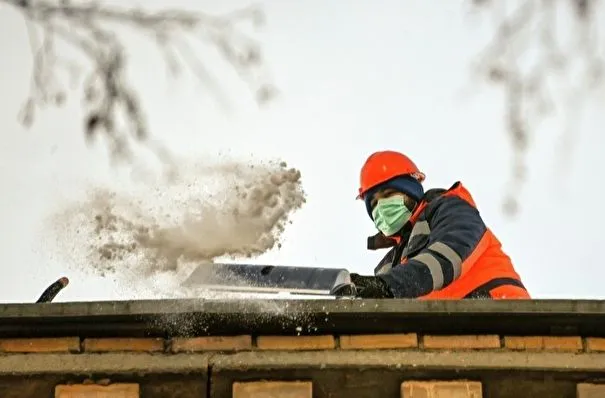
xmin=422 ymin=181 xmax=479 ymax=216
xmin=422 ymin=181 xmax=462 ymax=203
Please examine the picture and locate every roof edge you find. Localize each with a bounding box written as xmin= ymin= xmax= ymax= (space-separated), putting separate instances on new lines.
xmin=0 ymin=299 xmax=604 ymax=338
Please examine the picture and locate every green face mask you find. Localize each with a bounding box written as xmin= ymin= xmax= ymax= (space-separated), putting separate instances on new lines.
xmin=371 ymin=196 xmax=412 ymax=236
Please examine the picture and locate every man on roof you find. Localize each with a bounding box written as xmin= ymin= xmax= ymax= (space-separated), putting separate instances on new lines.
xmin=346 ymin=150 xmax=530 ymax=300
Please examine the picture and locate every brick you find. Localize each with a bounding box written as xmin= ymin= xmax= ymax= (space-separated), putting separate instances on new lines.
xmin=577 ymin=383 xmax=605 ymax=398
xmin=0 ymin=337 xmax=80 ymax=353
xmin=256 ymin=335 xmax=335 ymax=350
xmin=504 ymin=336 xmax=582 ymax=352
xmin=55 ymin=383 xmax=139 ymax=398
xmin=340 ymin=333 xmax=418 ymax=349
xmin=171 ymin=335 xmax=252 ymax=352
xmin=83 ymin=338 xmax=164 ymax=353
xmin=401 ymin=380 xmax=482 ymax=398
xmin=423 ymin=335 xmax=500 ymax=350
xmin=585 ymin=337 xmax=605 ymax=352
xmin=233 ymin=381 xmax=312 ymax=398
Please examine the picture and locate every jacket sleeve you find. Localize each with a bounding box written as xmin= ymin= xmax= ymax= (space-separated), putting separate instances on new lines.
xmin=377 ymin=195 xmax=487 ymax=298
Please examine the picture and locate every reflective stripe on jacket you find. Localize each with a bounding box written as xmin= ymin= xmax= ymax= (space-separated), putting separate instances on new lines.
xmin=374 ymin=182 xmax=530 ymax=299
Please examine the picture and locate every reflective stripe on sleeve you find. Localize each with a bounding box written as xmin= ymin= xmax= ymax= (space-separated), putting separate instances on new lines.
xmin=412 ymin=252 xmax=444 ymax=290
xmin=428 ymin=241 xmax=463 ymax=279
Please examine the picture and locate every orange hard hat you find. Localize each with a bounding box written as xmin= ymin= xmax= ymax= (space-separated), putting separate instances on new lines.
xmin=357 ymin=150 xmax=425 ymax=199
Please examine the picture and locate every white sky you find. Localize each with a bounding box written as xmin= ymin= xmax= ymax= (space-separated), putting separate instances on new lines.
xmin=1 ymin=0 xmax=604 ymax=302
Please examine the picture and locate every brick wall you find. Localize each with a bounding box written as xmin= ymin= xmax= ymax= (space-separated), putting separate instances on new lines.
xmin=1 ymin=333 xmax=604 ymax=397
xmin=2 ymin=334 xmax=603 ymax=354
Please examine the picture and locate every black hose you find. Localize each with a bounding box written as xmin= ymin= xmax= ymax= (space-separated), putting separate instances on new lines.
xmin=36 ymin=277 xmax=69 ymax=303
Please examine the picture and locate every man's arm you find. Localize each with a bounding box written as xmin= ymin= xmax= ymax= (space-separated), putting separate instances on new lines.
xmin=378 ymin=195 xmax=487 ymax=298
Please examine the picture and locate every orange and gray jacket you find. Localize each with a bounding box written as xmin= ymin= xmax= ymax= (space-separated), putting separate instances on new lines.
xmin=369 ymin=182 xmax=530 ymax=299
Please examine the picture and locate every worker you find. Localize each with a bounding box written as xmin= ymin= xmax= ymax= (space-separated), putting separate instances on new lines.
xmin=345 ymin=150 xmax=530 ymax=300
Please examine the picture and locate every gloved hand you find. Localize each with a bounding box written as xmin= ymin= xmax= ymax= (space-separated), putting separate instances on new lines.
xmin=350 ymin=273 xmax=394 ymax=298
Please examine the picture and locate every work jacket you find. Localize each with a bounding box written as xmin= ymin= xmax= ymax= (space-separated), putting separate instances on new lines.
xmin=371 ymin=182 xmax=530 ymax=299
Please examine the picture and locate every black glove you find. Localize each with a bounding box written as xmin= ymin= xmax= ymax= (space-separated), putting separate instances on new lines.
xmin=350 ymin=273 xmax=394 ymax=298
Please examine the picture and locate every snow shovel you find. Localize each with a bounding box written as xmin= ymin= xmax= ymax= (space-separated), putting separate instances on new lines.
xmin=181 ymin=262 xmax=358 ymax=298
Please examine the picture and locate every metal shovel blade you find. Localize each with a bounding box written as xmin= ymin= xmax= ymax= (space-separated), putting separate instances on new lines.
xmin=181 ymin=262 xmax=354 ymax=297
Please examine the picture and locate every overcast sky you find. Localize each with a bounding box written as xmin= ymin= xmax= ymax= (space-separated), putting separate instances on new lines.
xmin=1 ymin=0 xmax=604 ymax=302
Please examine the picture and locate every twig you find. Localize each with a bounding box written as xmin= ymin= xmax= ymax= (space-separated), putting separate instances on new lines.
xmin=469 ymin=0 xmax=604 ymax=216
xmin=4 ymin=0 xmax=274 ymax=161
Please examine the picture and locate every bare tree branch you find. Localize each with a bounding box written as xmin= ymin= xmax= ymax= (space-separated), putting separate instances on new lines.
xmin=468 ymin=0 xmax=604 ymax=216
xmin=4 ymin=0 xmax=276 ymax=161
